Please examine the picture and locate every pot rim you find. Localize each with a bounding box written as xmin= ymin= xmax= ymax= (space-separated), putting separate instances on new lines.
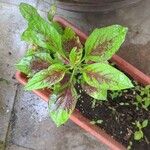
xmin=56 ymin=0 xmax=142 ymax=12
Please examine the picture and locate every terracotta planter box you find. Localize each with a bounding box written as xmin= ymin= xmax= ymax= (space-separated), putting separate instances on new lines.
xmin=16 ymin=16 xmax=150 ymax=150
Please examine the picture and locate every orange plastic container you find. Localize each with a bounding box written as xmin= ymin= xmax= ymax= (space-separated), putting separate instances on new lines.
xmin=16 ymin=16 xmax=150 ymax=150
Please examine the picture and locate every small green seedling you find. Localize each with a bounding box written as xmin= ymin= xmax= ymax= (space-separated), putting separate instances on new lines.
xmin=119 ymin=102 xmax=129 ymax=106
xmin=90 ymin=119 xmax=103 ymax=125
xmin=133 ymin=119 xmax=148 ymax=141
xmin=92 ymin=99 xmax=96 ymax=108
xmin=134 ymin=85 xmax=150 ymax=110
xmin=110 ymin=90 xmax=123 ymax=99
xmin=127 ymin=141 xmax=133 ymax=150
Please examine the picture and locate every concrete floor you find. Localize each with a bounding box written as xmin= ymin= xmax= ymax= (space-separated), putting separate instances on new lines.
xmin=0 ymin=0 xmax=150 ymax=150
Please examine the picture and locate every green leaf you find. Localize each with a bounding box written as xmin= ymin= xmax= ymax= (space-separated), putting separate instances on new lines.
xmin=47 ymin=4 xmax=63 ymax=34
xmin=19 ymin=3 xmax=40 ymax=22
xmin=48 ymin=85 xmax=77 ymax=126
xmin=62 ymin=27 xmax=76 ymax=42
xmin=134 ymin=131 xmax=143 ymax=140
xmin=69 ymin=47 xmax=82 ymax=66
xmin=144 ymin=98 xmax=150 ymax=108
xmin=16 ymin=56 xmax=33 ymax=75
xmin=136 ymin=95 xmax=142 ymax=102
xmin=82 ymin=63 xmax=134 ymax=90
xmin=30 ymin=19 xmax=65 ymax=57
xmin=85 ymin=25 xmax=128 ymax=62
xmin=81 ymin=83 xmax=107 ymax=100
xmin=20 ymin=3 xmax=64 ymax=56
xmin=51 ymin=22 xmax=63 ymax=35
xmin=142 ymin=120 xmax=148 ymax=128
xmin=25 ymin=48 xmax=35 ymax=56
xmin=136 ymin=121 xmax=142 ymax=129
xmin=47 ymin=4 xmax=57 ymax=21
xmin=20 ymin=3 xmax=63 ymax=35
xmin=21 ymin=28 xmax=53 ymax=50
xmin=97 ymin=119 xmax=103 ymax=124
xmin=34 ymin=52 xmax=53 ymax=64
xmin=30 ymin=19 xmax=61 ymax=46
xmin=90 ymin=121 xmax=96 ymax=125
xmin=90 ymin=119 xmax=103 ymax=125
xmin=110 ymin=91 xmax=122 ymax=99
xmin=144 ymin=85 xmax=150 ymax=96
xmin=25 ymin=64 xmax=66 ymax=90
xmin=26 ymin=69 xmax=50 ymax=90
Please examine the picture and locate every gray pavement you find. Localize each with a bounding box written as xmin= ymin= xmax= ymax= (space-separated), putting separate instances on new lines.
xmin=0 ymin=0 xmax=150 ymax=150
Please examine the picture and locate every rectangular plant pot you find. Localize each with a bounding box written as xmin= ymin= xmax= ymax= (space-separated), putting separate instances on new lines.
xmin=16 ymin=16 xmax=150 ymax=150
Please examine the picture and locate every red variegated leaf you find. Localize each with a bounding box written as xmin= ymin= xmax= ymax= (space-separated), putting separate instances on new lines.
xmin=82 ymin=63 xmax=134 ymax=90
xmin=85 ymin=25 xmax=128 ymax=62
xmin=16 ymin=52 xmax=52 ymax=77
xmin=25 ymin=64 xmax=66 ymax=90
xmin=30 ymin=59 xmax=49 ymax=74
xmin=48 ymin=85 xmax=77 ymax=126
xmin=63 ymin=37 xmax=82 ymax=54
xmin=52 ymin=73 xmax=71 ymax=94
xmin=81 ymin=83 xmax=107 ymax=100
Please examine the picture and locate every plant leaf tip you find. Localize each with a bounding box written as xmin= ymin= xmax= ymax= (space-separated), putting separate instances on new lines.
xmin=19 ymin=2 xmax=26 ymax=8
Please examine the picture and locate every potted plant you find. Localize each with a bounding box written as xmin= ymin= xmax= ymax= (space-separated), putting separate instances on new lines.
xmin=16 ymin=3 xmax=150 ymax=150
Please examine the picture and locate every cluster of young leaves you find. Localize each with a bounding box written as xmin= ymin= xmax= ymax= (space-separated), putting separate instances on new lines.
xmin=133 ymin=120 xmax=148 ymax=141
xmin=110 ymin=90 xmax=123 ymax=99
xmin=134 ymin=85 xmax=150 ymax=110
xmin=16 ymin=3 xmax=134 ymax=127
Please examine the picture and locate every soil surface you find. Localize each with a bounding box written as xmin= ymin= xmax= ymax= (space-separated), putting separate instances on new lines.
xmin=76 ymin=82 xmax=150 ymax=150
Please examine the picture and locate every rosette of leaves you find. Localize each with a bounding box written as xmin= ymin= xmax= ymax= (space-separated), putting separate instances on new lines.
xmin=16 ymin=3 xmax=134 ymax=127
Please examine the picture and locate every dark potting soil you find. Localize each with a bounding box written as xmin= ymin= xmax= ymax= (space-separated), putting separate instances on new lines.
xmin=76 ymin=83 xmax=150 ymax=150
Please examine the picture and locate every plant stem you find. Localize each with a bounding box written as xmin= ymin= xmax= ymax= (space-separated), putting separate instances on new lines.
xmin=69 ymin=68 xmax=76 ymax=83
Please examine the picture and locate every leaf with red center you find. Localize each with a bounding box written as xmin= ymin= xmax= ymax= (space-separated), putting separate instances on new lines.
xmin=30 ymin=59 xmax=49 ymax=74
xmin=82 ymin=63 xmax=134 ymax=90
xmin=85 ymin=25 xmax=128 ymax=62
xmin=25 ymin=64 xmax=66 ymax=90
xmin=62 ymin=29 xmax=83 ymax=65
xmin=60 ymin=74 xmax=70 ymax=85
xmin=62 ymin=27 xmax=78 ymax=56
xmin=16 ymin=51 xmax=52 ymax=77
xmin=58 ymin=36 xmax=83 ymax=65
xmin=52 ymin=74 xmax=71 ymax=94
xmin=81 ymin=83 xmax=107 ymax=100
xmin=48 ymin=85 xmax=77 ymax=126
xmin=63 ymin=37 xmax=82 ymax=54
